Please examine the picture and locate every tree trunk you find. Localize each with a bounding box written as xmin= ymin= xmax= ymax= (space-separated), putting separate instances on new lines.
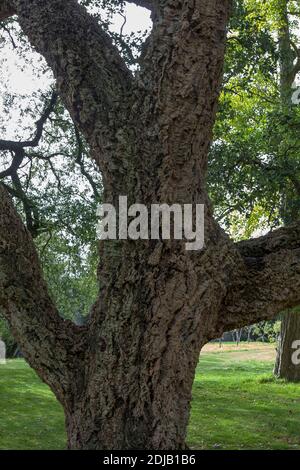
xmin=274 ymin=1 xmax=300 ymax=381
xmin=64 ymin=318 xmax=207 ymax=450
xmin=274 ymin=311 xmax=300 ymax=381
xmin=1 ymin=0 xmax=300 ymax=450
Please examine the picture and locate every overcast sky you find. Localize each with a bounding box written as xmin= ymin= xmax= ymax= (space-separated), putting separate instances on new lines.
xmin=6 ymin=4 xmax=151 ymax=94
xmin=0 ymin=4 xmax=151 ymax=140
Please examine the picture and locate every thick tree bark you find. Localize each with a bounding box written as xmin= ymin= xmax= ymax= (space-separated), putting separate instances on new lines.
xmin=0 ymin=0 xmax=14 ymax=20
xmin=0 ymin=186 xmax=88 ymax=407
xmin=1 ymin=0 xmax=300 ymax=449
xmin=274 ymin=310 xmax=300 ymax=381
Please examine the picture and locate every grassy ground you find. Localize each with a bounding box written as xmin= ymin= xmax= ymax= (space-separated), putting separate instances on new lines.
xmin=0 ymin=360 xmax=65 ymax=450
xmin=189 ymin=343 xmax=300 ymax=450
xmin=0 ymin=343 xmax=300 ymax=450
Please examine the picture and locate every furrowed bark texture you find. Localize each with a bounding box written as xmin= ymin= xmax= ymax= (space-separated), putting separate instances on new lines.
xmin=0 ymin=186 xmax=87 ymax=407
xmin=0 ymin=0 xmax=15 ymax=20
xmin=1 ymin=0 xmax=300 ymax=450
xmin=217 ymin=225 xmax=300 ymax=335
xmin=274 ymin=311 xmax=300 ymax=381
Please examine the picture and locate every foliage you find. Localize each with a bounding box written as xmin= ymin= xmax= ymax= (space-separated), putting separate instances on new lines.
xmin=209 ymin=0 xmax=300 ymax=342
xmin=0 ymin=1 xmax=299 ymax=364
xmin=209 ymin=0 xmax=300 ymax=234
xmin=0 ymin=1 xmax=152 ymax=346
xmin=37 ymin=233 xmax=98 ymax=322
xmin=0 ymin=6 xmax=110 ymax=329
xmin=252 ymin=320 xmax=281 ymax=343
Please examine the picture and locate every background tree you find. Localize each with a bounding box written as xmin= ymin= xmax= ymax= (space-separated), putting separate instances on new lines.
xmin=0 ymin=0 xmax=300 ymax=450
xmin=208 ymin=0 xmax=300 ymax=380
xmin=272 ymin=0 xmax=300 ymax=381
xmin=0 ymin=9 xmax=104 ymax=352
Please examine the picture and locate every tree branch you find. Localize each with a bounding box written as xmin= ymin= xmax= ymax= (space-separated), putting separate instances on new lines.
xmin=10 ymin=171 xmax=41 ymax=238
xmin=0 ymin=91 xmax=57 ymax=154
xmin=74 ymin=127 xmax=100 ymax=199
xmin=289 ymin=38 xmax=300 ymax=85
xmin=217 ymin=224 xmax=300 ymax=336
xmin=0 ymin=185 xmax=87 ymax=405
xmin=138 ymin=0 xmax=231 ymax=203
xmin=8 ymin=0 xmax=133 ymax=193
xmin=2 ymin=23 xmax=17 ymax=48
xmin=0 ymin=148 xmax=24 ymax=178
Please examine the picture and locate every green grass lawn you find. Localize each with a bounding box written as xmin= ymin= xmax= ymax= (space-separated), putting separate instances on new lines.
xmin=0 ymin=359 xmax=66 ymax=450
xmin=0 ymin=344 xmax=300 ymax=450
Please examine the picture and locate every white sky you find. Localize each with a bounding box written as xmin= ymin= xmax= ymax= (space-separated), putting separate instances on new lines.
xmin=0 ymin=4 xmax=151 ymax=140
xmin=4 ymin=4 xmax=151 ymax=95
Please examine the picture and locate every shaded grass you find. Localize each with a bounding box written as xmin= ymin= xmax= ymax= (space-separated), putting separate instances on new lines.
xmin=0 ymin=346 xmax=300 ymax=449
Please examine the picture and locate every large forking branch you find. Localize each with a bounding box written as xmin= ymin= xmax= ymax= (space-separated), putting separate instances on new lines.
xmin=216 ymin=223 xmax=300 ymax=337
xmin=0 ymin=0 xmax=133 ymax=193
xmin=0 ymin=0 xmax=300 ymax=355
xmin=0 ymin=185 xmax=87 ymax=405
xmin=137 ymin=0 xmax=232 ymax=205
xmin=0 ymin=0 xmax=231 ymax=200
